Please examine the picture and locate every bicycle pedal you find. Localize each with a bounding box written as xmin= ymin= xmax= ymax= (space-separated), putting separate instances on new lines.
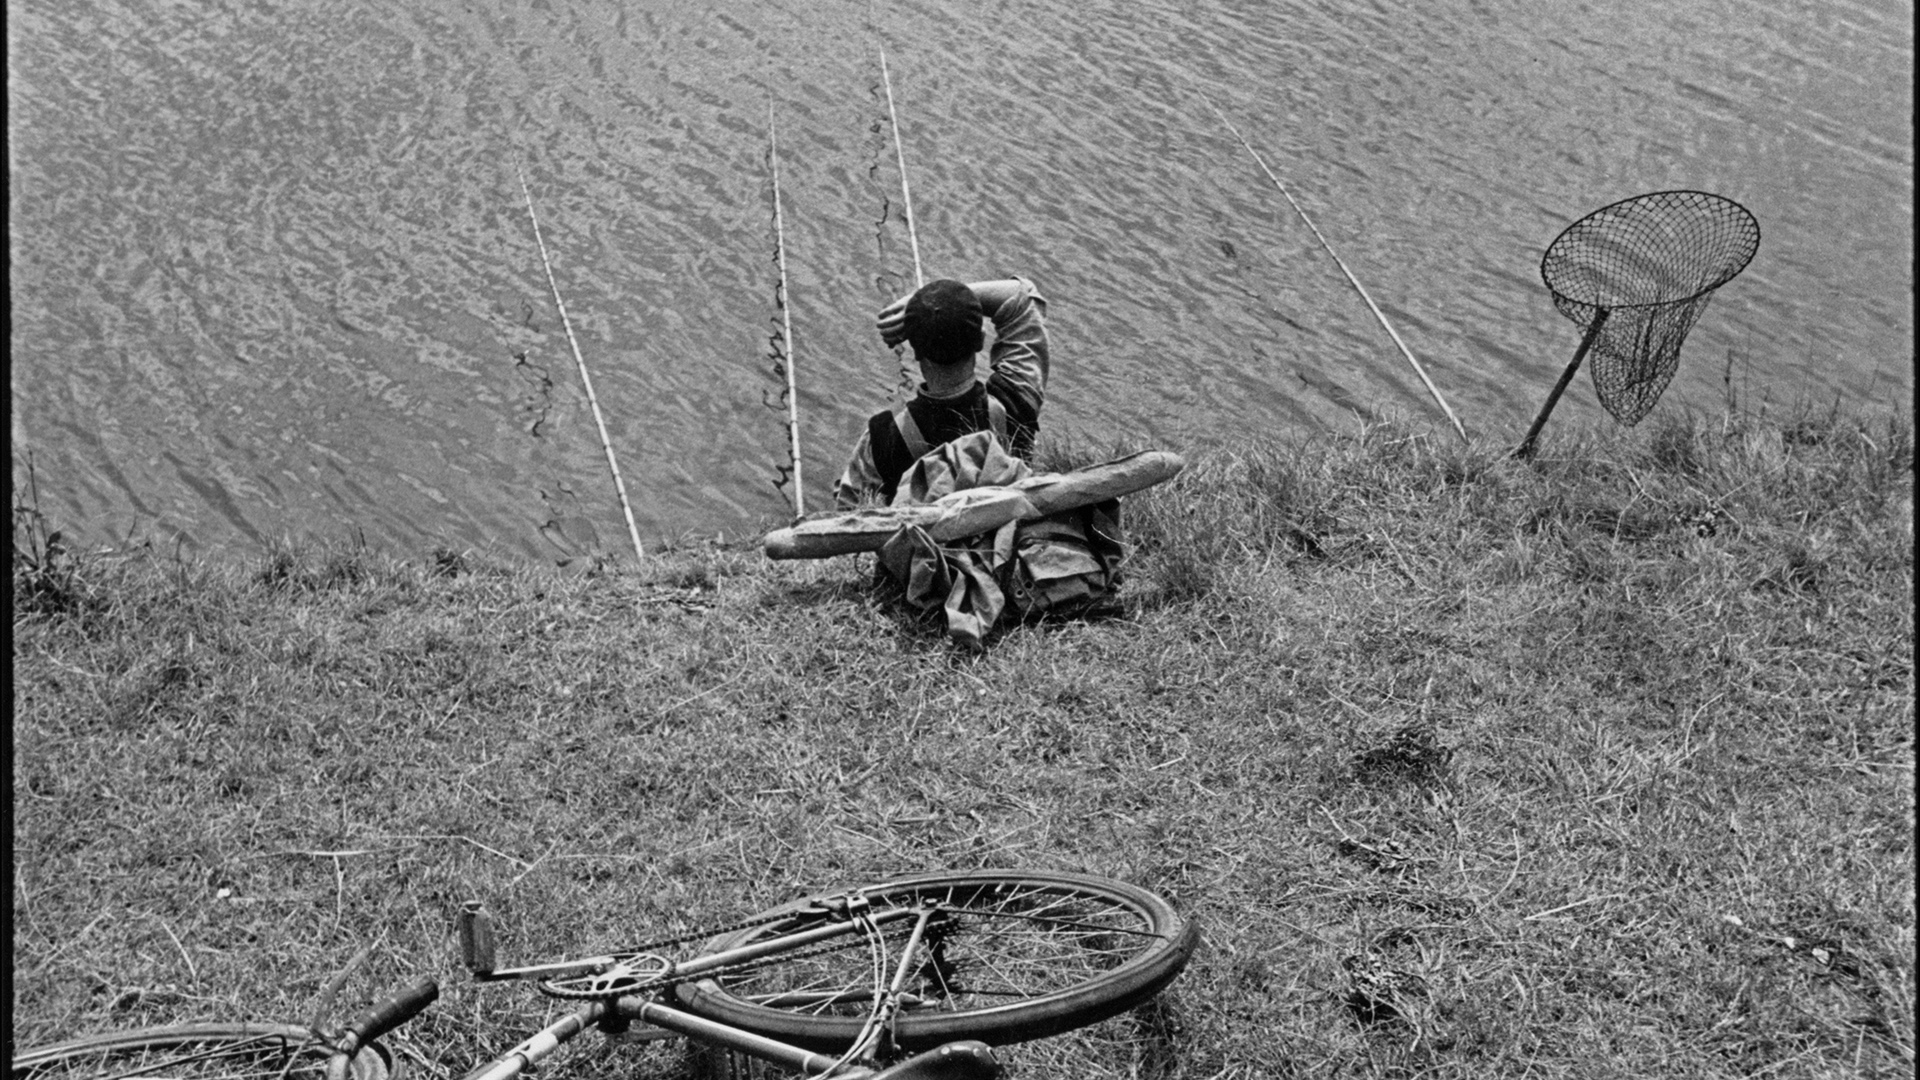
xmin=459 ymin=901 xmax=498 ymax=975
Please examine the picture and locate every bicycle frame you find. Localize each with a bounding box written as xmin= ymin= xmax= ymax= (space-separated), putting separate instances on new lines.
xmin=462 ymin=995 xmax=864 ymax=1080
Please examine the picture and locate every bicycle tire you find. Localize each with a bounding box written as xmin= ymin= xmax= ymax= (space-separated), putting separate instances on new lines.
xmin=10 ymin=1022 xmax=394 ymax=1080
xmin=673 ymin=869 xmax=1198 ymax=1053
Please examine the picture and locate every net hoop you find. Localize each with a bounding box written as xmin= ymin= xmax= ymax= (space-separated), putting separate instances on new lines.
xmin=1541 ymin=189 xmax=1760 ymax=318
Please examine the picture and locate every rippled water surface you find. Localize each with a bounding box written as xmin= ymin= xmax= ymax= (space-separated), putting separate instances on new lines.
xmin=10 ymin=0 xmax=1912 ymax=562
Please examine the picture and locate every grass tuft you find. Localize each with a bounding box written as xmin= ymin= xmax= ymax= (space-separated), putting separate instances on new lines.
xmin=1351 ymin=721 xmax=1455 ymax=790
xmin=12 ymin=457 xmax=105 ymax=622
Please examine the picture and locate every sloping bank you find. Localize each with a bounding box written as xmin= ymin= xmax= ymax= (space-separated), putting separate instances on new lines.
xmin=12 ymin=407 xmax=1914 ymax=1078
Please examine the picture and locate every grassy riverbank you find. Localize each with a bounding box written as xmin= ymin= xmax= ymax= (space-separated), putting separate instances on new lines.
xmin=12 ymin=403 xmax=1915 ymax=1078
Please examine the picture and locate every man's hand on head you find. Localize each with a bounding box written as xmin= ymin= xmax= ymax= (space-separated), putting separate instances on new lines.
xmin=876 ymin=295 xmax=911 ymax=349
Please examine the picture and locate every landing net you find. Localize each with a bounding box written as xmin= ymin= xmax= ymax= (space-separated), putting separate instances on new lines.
xmin=1540 ymin=190 xmax=1760 ymax=425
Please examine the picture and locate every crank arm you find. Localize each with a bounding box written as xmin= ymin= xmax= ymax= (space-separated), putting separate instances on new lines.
xmin=459 ymin=901 xmax=623 ymax=981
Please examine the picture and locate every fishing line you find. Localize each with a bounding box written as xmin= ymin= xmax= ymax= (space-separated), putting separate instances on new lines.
xmin=1200 ymin=94 xmax=1470 ymax=444
xmin=517 ymin=167 xmax=647 ymax=561
xmin=766 ymin=100 xmax=806 ymax=517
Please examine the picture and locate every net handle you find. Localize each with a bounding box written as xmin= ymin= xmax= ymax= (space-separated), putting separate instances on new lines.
xmin=1513 ymin=307 xmax=1611 ymax=460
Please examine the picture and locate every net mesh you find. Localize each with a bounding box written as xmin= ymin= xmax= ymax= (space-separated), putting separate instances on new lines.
xmin=1540 ymin=190 xmax=1760 ymax=425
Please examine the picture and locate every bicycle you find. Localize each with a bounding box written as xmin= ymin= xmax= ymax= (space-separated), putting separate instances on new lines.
xmin=11 ymin=868 xmax=1199 ymax=1080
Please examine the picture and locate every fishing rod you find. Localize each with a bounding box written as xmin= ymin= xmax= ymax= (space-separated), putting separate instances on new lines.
xmin=1202 ymin=95 xmax=1469 ymax=444
xmin=876 ymin=42 xmax=925 ymax=291
xmin=767 ymin=102 xmax=806 ymax=517
xmin=517 ymin=167 xmax=647 ymax=561
xmin=869 ymin=34 xmax=927 ymax=396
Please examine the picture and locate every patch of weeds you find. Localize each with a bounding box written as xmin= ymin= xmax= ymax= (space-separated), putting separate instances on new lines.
xmin=111 ymin=651 xmax=210 ymax=727
xmin=1243 ymin=449 xmax=1333 ymax=558
xmin=1838 ymin=411 xmax=1916 ymax=519
xmin=12 ymin=456 xmax=102 ymax=621
xmin=1356 ymin=421 xmax=1432 ymax=473
xmin=1336 ymin=834 xmax=1424 ymax=876
xmin=659 ymin=563 xmax=717 ymax=591
xmin=1859 ymin=949 xmax=1917 ymax=1065
xmin=1119 ymin=992 xmax=1187 ymax=1079
xmin=1124 ymin=483 xmax=1230 ymax=605
xmin=1761 ymin=896 xmax=1893 ymax=991
xmin=1606 ymin=508 xmax=1671 ymax=543
xmin=1879 ymin=412 xmax=1916 ymax=474
xmin=254 ymin=538 xmax=371 ymax=593
xmin=1755 ymin=536 xmax=1828 ymax=595
xmin=1435 ymin=442 xmax=1501 ymax=489
xmin=1674 ymin=503 xmax=1729 ymax=539
xmin=1782 ymin=404 xmax=1845 ymax=449
xmin=1352 ymin=722 xmax=1454 ymax=789
xmin=770 ymin=575 xmax=870 ymax=609
xmin=1341 ymin=946 xmax=1430 ymax=1031
xmin=1525 ymin=484 xmax=1668 ymax=544
xmin=1562 ymin=534 xmax=1620 ymax=587
xmin=1143 ymin=543 xmax=1220 ymax=605
xmin=428 ymin=546 xmax=470 ymax=578
xmin=1647 ymin=410 xmax=1704 ymax=475
xmin=1487 ymin=533 xmax=1548 ymax=584
xmin=254 ymin=547 xmax=298 ymax=588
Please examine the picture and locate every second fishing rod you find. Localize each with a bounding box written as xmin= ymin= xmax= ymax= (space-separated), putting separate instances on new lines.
xmin=1200 ymin=94 xmax=1469 ymax=445
xmin=761 ymin=30 xmax=927 ymax=520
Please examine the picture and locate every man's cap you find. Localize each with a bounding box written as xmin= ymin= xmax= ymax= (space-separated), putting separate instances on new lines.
xmin=903 ymin=279 xmax=984 ymax=364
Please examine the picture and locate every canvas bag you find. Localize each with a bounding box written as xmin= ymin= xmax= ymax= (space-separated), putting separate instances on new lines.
xmin=877 ymin=431 xmax=1125 ymax=646
xmin=1004 ymin=499 xmax=1124 ymax=618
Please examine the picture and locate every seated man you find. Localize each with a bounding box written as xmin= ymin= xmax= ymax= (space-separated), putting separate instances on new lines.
xmin=833 ymin=275 xmax=1049 ymax=507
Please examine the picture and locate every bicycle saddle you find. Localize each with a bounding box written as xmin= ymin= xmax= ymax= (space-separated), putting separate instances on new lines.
xmin=864 ymin=1039 xmax=1002 ymax=1080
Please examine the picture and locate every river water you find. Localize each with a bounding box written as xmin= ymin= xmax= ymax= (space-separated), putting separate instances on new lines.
xmin=9 ymin=0 xmax=1912 ymax=563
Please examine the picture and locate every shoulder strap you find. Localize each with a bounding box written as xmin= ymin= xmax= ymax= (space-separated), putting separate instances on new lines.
xmin=892 ymin=403 xmax=932 ymax=460
xmin=868 ymin=410 xmax=911 ymax=504
xmin=893 ymin=386 xmax=1004 ymax=463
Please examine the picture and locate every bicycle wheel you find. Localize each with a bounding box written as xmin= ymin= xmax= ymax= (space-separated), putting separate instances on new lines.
xmin=10 ymin=1022 xmax=393 ymax=1080
xmin=674 ymin=869 xmax=1198 ymax=1053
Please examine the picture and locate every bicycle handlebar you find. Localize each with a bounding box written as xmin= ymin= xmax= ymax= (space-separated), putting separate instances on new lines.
xmin=346 ymin=978 xmax=441 ymax=1046
xmin=326 ymin=978 xmax=440 ymax=1080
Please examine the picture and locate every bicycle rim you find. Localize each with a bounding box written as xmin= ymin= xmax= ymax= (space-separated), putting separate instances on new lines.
xmin=11 ymin=1022 xmax=393 ymax=1080
xmin=673 ymin=870 xmax=1198 ymax=1053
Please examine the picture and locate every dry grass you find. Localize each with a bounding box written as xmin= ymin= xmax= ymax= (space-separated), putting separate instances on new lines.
xmin=12 ymin=402 xmax=1913 ymax=1078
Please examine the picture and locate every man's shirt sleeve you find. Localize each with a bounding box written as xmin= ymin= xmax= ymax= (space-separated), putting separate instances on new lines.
xmin=833 ymin=425 xmax=885 ymax=509
xmin=983 ymin=275 xmax=1048 ymax=419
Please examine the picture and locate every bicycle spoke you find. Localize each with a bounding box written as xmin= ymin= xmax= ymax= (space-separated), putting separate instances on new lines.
xmin=14 ymin=1026 xmax=381 ymax=1080
xmin=102 ymin=1037 xmax=292 ymax=1080
xmin=707 ymin=880 xmax=1162 ymax=1017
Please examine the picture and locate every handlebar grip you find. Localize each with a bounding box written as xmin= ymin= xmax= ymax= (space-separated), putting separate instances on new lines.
xmin=342 ymin=978 xmax=440 ymax=1047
